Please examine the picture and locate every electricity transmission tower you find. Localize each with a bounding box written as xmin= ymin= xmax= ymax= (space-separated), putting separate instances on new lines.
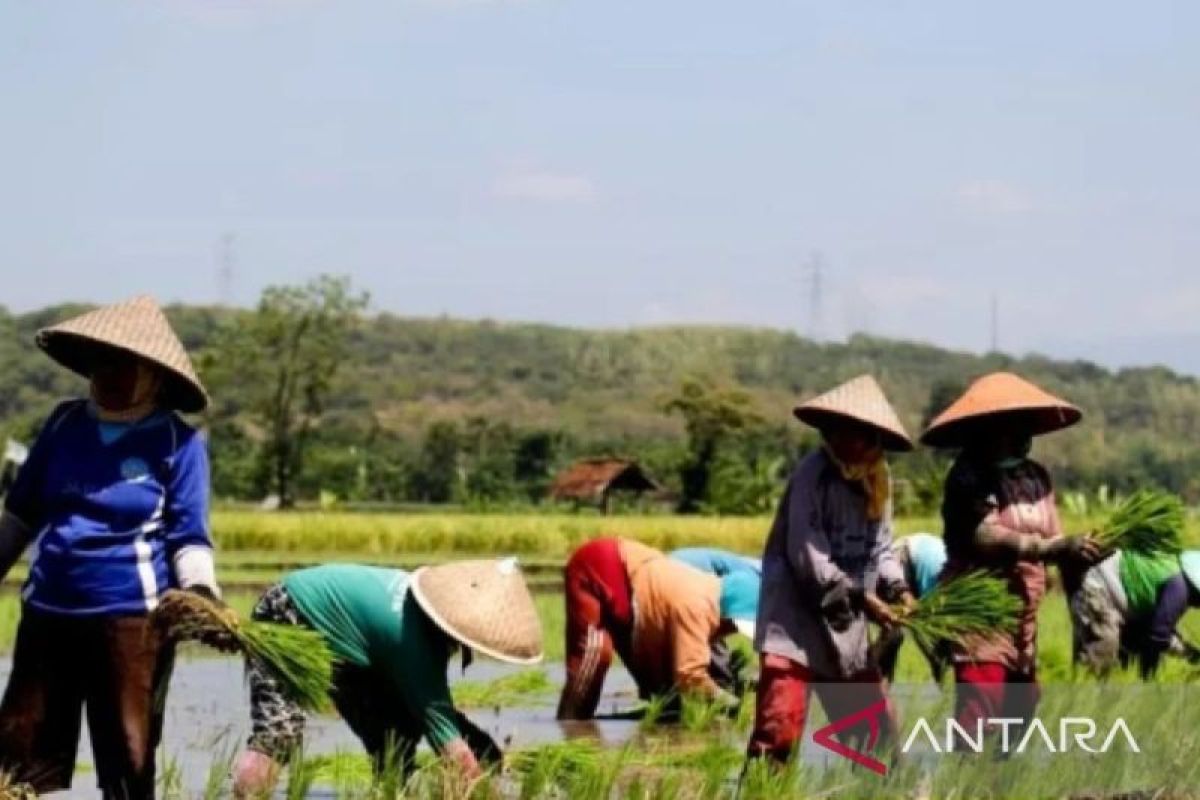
xmin=217 ymin=233 xmax=236 ymax=306
xmin=805 ymin=251 xmax=824 ymax=341
xmin=990 ymin=292 xmax=999 ymax=353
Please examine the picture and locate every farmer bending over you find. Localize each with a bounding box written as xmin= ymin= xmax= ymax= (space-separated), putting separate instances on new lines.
xmin=669 ymin=547 xmax=762 ymax=693
xmin=232 ymin=559 xmax=543 ymax=796
xmin=0 ymin=296 xmax=218 ymax=798
xmin=747 ymin=375 xmax=914 ymax=764
xmin=1066 ymin=548 xmax=1200 ymax=677
xmin=556 ymin=538 xmax=751 ymax=720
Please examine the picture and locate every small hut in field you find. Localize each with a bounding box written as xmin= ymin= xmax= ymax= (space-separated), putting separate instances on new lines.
xmin=550 ymin=458 xmax=661 ymax=513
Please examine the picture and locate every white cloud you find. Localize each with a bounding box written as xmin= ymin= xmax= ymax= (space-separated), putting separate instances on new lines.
xmin=954 ymin=179 xmax=1034 ymax=215
xmin=493 ymin=169 xmax=596 ymax=203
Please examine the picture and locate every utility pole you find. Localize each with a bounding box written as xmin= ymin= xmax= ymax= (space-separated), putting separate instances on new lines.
xmin=217 ymin=233 xmax=236 ymax=306
xmin=990 ymin=292 xmax=999 ymax=353
xmin=806 ymin=251 xmax=824 ymax=341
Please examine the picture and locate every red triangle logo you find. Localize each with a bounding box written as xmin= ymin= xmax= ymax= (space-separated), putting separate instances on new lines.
xmin=811 ymin=699 xmax=889 ymax=775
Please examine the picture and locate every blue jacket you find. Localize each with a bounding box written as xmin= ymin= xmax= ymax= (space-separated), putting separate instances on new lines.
xmin=4 ymin=400 xmax=212 ymax=615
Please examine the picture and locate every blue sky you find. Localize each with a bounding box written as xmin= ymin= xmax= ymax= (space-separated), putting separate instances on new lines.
xmin=3 ymin=1 xmax=1199 ymax=371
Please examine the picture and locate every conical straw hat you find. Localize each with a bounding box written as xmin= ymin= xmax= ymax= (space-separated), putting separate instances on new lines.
xmin=793 ymin=375 xmax=913 ymax=451
xmin=920 ymin=372 xmax=1081 ymax=448
xmin=411 ymin=557 xmax=544 ymax=665
xmin=36 ymin=295 xmax=209 ymax=413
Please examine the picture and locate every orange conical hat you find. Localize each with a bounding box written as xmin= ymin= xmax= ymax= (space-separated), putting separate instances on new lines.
xmin=793 ymin=374 xmax=912 ymax=452
xmin=36 ymin=295 xmax=209 ymax=413
xmin=920 ymin=371 xmax=1080 ymax=448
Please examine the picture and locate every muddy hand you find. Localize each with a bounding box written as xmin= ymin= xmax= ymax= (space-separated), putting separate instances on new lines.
xmin=863 ymin=593 xmax=900 ymax=628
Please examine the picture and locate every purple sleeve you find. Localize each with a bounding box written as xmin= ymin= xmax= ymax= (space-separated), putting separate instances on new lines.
xmin=784 ymin=463 xmax=850 ymax=601
xmin=871 ymin=495 xmax=907 ymax=598
xmin=1148 ymin=573 xmax=1190 ymax=648
xmin=164 ymin=426 xmax=212 ymax=553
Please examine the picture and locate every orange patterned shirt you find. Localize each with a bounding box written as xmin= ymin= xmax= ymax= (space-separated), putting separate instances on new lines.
xmin=941 ymin=455 xmax=1062 ymax=672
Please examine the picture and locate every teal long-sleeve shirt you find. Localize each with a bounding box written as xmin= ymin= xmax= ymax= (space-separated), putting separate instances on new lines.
xmin=283 ymin=565 xmax=461 ymax=750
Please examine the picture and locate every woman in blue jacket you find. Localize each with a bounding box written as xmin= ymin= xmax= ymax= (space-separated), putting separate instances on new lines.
xmin=0 ymin=296 xmax=219 ymax=798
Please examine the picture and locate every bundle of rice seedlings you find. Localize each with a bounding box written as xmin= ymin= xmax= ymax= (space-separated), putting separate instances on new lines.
xmin=1095 ymin=489 xmax=1184 ymax=555
xmin=896 ymin=571 xmax=1023 ymax=654
xmin=154 ymin=589 xmax=334 ymax=711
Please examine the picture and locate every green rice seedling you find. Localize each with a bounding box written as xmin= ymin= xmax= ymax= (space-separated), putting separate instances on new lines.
xmin=738 ymin=754 xmax=802 ymax=800
xmin=156 ymin=751 xmax=184 ymax=800
xmin=897 ymin=571 xmax=1022 ymax=654
xmin=153 ymin=589 xmax=334 ymax=711
xmin=507 ymin=739 xmax=606 ymax=781
xmin=1095 ymin=489 xmax=1185 ymax=555
xmin=284 ymin=749 xmax=319 ymax=800
xmin=680 ymin=694 xmax=727 ymax=732
xmin=734 ymin=691 xmax=756 ymax=732
xmin=303 ymin=751 xmax=374 ymax=797
xmin=201 ymin=731 xmax=237 ymax=800
xmin=639 ymin=693 xmax=674 ymax=731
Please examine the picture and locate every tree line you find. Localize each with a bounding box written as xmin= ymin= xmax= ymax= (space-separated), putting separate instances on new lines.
xmin=4 ymin=275 xmax=1200 ymax=513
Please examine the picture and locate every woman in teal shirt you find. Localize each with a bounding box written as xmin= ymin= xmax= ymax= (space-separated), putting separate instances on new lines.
xmin=232 ymin=559 xmax=543 ymax=796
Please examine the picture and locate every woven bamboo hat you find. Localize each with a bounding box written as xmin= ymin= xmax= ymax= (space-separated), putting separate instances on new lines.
xmin=36 ymin=295 xmax=209 ymax=413
xmin=920 ymin=372 xmax=1081 ymax=448
xmin=793 ymin=374 xmax=913 ymax=452
xmin=411 ymin=557 xmax=544 ymax=665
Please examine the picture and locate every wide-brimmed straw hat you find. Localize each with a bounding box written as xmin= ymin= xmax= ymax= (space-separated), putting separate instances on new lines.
xmin=410 ymin=557 xmax=544 ymax=665
xmin=920 ymin=372 xmax=1081 ymax=448
xmin=793 ymin=374 xmax=913 ymax=452
xmin=36 ymin=295 xmax=209 ymax=413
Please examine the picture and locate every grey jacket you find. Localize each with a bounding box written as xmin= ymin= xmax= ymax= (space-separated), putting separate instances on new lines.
xmin=754 ymin=450 xmax=906 ymax=677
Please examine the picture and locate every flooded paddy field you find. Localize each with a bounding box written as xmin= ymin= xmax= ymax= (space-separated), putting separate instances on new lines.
xmin=17 ymin=656 xmax=645 ymax=798
xmin=7 ymin=655 xmax=1199 ymax=798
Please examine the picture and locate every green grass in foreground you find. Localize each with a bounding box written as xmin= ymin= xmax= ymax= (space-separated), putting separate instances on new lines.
xmin=163 ymin=686 xmax=1200 ymax=799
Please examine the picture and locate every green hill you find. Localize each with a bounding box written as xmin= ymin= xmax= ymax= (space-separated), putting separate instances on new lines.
xmin=4 ymin=303 xmax=1200 ymax=504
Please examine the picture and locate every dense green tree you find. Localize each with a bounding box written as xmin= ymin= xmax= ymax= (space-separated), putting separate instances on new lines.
xmin=663 ymin=379 xmax=766 ymax=513
xmin=201 ymin=275 xmax=368 ymax=507
xmin=514 ymin=430 xmax=561 ymax=501
xmin=411 ymin=421 xmax=462 ymax=503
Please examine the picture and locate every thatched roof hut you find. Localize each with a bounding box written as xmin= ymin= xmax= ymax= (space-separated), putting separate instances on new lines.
xmin=550 ymin=458 xmax=660 ymax=512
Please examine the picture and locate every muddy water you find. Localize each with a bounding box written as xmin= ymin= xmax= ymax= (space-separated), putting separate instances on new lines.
xmin=0 ymin=656 xmax=641 ymax=798
xmin=5 ymin=654 xmax=913 ymax=797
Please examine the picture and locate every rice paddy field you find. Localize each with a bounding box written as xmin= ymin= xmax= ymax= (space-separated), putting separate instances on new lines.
xmin=9 ymin=508 xmax=1200 ymax=799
